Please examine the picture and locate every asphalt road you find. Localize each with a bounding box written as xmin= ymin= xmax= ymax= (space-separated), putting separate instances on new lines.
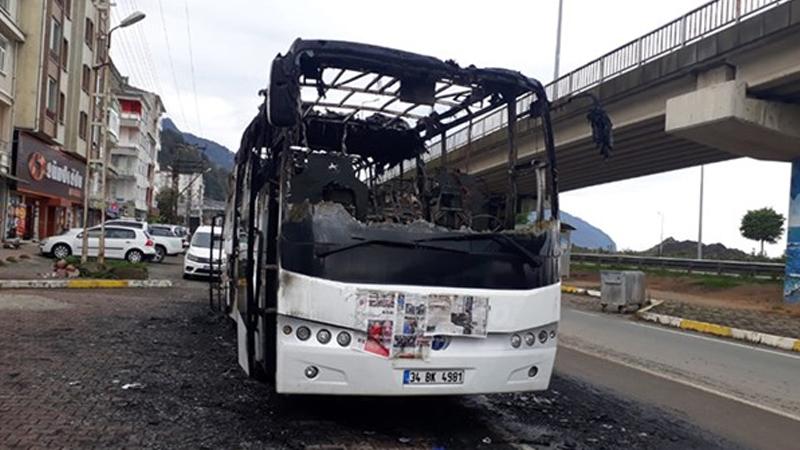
xmin=2 ymin=257 xmax=798 ymax=449
xmin=558 ymin=301 xmax=800 ymax=450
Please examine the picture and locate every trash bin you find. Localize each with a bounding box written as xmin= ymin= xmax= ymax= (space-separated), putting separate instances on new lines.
xmin=600 ymin=270 xmax=646 ymax=313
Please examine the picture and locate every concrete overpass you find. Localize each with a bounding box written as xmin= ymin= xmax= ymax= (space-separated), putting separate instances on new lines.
xmin=398 ymin=0 xmax=800 ymax=194
xmin=388 ymin=0 xmax=800 ymax=303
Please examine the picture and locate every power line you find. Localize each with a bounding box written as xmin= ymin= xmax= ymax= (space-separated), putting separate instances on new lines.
xmin=127 ymin=0 xmax=164 ymax=96
xmin=183 ymin=0 xmax=203 ymax=135
xmin=110 ymin=6 xmax=157 ymax=92
xmin=156 ymin=0 xmax=189 ymax=127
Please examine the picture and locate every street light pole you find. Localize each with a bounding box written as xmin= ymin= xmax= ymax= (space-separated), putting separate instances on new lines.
xmin=94 ymin=9 xmax=146 ymax=264
xmin=697 ymin=165 xmax=705 ymax=260
xmin=658 ymin=211 xmax=664 ymax=257
xmin=553 ymin=0 xmax=564 ymax=98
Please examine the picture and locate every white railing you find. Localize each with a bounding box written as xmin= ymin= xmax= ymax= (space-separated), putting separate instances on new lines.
xmin=383 ymin=0 xmax=784 ymax=180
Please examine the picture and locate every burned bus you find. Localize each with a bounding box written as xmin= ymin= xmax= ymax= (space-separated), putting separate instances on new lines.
xmin=214 ymin=39 xmax=611 ymax=395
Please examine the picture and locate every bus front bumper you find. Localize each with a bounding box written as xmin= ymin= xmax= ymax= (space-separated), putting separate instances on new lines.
xmin=275 ymin=317 xmax=557 ymax=396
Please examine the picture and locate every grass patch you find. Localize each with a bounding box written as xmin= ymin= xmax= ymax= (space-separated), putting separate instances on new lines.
xmin=5 ymin=256 xmax=17 ymax=263
xmin=18 ymin=254 xmax=30 ymax=260
xmin=60 ymin=256 xmax=148 ymax=280
xmin=571 ymin=262 xmax=780 ymax=288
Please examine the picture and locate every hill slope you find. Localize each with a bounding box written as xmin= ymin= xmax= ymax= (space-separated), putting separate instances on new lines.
xmin=159 ymin=121 xmax=232 ymax=201
xmin=162 ymin=118 xmax=235 ymax=170
xmin=526 ymin=211 xmax=617 ymax=251
xmin=561 ymin=211 xmax=617 ymax=251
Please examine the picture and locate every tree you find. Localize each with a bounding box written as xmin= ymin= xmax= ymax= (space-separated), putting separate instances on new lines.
xmin=740 ymin=207 xmax=785 ymax=256
xmin=156 ymin=188 xmax=180 ymax=224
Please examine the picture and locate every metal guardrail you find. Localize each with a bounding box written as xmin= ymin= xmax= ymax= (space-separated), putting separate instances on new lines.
xmin=572 ymin=253 xmax=785 ymax=278
xmin=383 ymin=0 xmax=784 ymax=181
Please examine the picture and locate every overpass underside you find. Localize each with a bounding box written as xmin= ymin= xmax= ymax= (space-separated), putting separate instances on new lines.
xmin=436 ymin=116 xmax=733 ymax=194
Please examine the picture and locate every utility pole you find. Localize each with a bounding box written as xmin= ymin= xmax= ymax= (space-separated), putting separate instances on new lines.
xmin=552 ymin=0 xmax=564 ymax=98
xmin=185 ymin=181 xmax=192 ymax=229
xmin=96 ymin=2 xmax=112 ymax=264
xmin=170 ymin=165 xmax=180 ymax=221
xmin=697 ymin=165 xmax=704 ymax=260
xmin=658 ymin=211 xmax=664 ymax=257
xmin=82 ymin=5 xmax=146 ymax=263
xmin=168 ymin=151 xmax=205 ymax=229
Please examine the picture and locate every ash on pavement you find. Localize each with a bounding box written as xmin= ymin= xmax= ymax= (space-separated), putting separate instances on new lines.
xmin=0 ymin=283 xmax=736 ymax=449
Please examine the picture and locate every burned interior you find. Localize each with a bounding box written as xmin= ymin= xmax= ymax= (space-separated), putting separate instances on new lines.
xmin=230 ymin=39 xmax=612 ymax=291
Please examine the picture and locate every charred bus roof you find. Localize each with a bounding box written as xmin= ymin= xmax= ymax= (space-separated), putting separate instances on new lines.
xmin=237 ymin=38 xmax=611 ymax=227
xmin=231 ymin=39 xmax=612 ymax=289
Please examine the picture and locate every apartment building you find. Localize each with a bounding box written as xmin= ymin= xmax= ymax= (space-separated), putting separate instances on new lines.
xmin=109 ymin=68 xmax=164 ymax=220
xmin=7 ymin=0 xmax=109 ymax=240
xmin=0 ymin=0 xmax=25 ymax=240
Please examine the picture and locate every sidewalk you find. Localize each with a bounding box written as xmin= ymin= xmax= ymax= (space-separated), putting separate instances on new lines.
xmin=0 ymin=242 xmax=52 ymax=280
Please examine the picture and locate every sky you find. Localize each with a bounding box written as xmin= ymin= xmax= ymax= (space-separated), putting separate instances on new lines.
xmin=110 ymin=0 xmax=791 ymax=257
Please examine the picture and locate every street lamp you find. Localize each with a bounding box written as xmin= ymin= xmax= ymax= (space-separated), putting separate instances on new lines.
xmin=116 ymin=11 xmax=146 ymax=29
xmin=80 ymin=8 xmax=146 ymax=264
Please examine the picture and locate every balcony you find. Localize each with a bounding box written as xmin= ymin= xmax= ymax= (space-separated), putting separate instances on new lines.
xmin=111 ymin=144 xmax=139 ymax=157
xmin=119 ymin=112 xmax=143 ymax=129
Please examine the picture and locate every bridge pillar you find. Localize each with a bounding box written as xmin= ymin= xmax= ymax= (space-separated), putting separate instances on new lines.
xmin=785 ymin=161 xmax=800 ymax=304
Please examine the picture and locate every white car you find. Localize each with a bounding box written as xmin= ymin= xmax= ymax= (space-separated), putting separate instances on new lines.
xmin=183 ymin=225 xmax=223 ymax=278
xmin=40 ymin=226 xmax=157 ymax=263
xmin=146 ymin=225 xmax=185 ymax=263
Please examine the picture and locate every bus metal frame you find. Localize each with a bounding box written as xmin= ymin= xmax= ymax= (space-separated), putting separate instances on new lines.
xmin=219 ymin=39 xmax=612 ymax=394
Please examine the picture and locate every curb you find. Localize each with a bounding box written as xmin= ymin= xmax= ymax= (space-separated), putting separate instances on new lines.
xmin=0 ymin=279 xmax=173 ymax=289
xmin=562 ymin=285 xmax=800 ymax=353
xmin=636 ymin=310 xmax=800 ymax=353
xmin=561 ymin=285 xmax=601 ymax=298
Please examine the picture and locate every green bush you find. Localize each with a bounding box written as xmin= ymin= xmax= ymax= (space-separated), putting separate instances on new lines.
xmin=58 ymin=257 xmax=148 ymax=280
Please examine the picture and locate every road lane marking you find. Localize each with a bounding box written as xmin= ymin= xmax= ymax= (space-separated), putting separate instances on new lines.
xmin=564 ymin=307 xmax=800 ymax=361
xmin=559 ymin=342 xmax=800 ymax=423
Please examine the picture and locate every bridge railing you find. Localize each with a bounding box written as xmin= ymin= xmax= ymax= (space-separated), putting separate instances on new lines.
xmin=381 ymin=0 xmax=784 ymax=181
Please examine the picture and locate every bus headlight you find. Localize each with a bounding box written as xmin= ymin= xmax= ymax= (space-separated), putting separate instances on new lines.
xmin=282 ymin=325 xmax=292 ymax=335
xmin=524 ymin=332 xmax=535 ymax=346
xmin=336 ymin=331 xmax=351 ymax=347
xmin=510 ymin=334 xmax=522 ymax=348
xmin=296 ymin=326 xmax=311 ymax=341
xmin=317 ymin=329 xmax=331 ymax=344
xmin=538 ymin=330 xmax=548 ymax=344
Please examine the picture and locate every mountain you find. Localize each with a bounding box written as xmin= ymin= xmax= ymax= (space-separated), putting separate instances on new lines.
xmin=162 ymin=118 xmax=234 ymax=170
xmin=561 ymin=211 xmax=617 ymax=251
xmin=642 ymin=237 xmax=754 ymax=260
xmin=159 ymin=120 xmax=232 ymax=202
xmin=526 ymin=211 xmax=617 ymax=251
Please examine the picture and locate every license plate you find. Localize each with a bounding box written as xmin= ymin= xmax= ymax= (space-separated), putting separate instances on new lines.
xmin=403 ymin=369 xmax=464 ymax=385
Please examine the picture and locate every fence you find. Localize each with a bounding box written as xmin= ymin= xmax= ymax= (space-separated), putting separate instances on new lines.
xmin=571 ymin=253 xmax=784 ymax=278
xmin=383 ymin=0 xmax=785 ymax=181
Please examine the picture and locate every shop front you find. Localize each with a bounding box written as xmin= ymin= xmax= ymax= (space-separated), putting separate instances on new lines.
xmin=7 ymin=132 xmax=85 ymax=241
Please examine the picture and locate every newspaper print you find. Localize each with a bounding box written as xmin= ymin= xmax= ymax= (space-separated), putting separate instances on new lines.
xmin=392 ymin=293 xmax=430 ymax=359
xmin=354 ymin=290 xmax=396 ymax=358
xmin=425 ymin=294 xmax=489 ymax=337
xmin=354 ymin=290 xmax=490 ymax=359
